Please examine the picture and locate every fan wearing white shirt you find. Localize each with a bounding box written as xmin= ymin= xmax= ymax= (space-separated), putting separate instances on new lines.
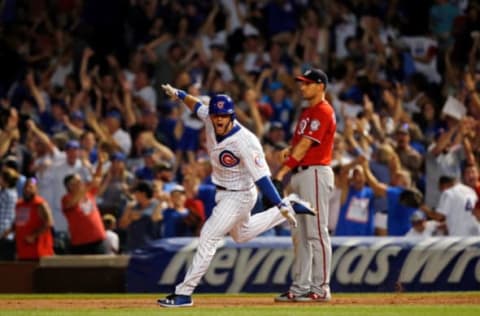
xmin=103 ymin=214 xmax=119 ymax=254
xmin=405 ymin=210 xmax=443 ymax=237
xmin=435 ymin=176 xmax=479 ymax=236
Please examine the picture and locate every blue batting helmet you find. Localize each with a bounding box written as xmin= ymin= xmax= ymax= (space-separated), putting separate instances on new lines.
xmin=208 ymin=94 xmax=235 ymax=118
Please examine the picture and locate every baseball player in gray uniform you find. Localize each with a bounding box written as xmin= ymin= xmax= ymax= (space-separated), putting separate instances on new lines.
xmin=274 ymin=68 xmax=336 ymax=302
xmin=157 ymin=84 xmax=316 ymax=308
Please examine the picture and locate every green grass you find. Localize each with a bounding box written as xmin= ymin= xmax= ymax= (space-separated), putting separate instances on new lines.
xmin=2 ymin=306 xmax=480 ymax=316
xmin=0 ymin=293 xmax=478 ymax=316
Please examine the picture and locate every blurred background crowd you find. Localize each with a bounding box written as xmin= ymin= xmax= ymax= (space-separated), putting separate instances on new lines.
xmin=0 ymin=0 xmax=480 ymax=259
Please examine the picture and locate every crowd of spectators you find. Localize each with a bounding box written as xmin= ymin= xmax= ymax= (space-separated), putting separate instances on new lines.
xmin=0 ymin=0 xmax=480 ymax=258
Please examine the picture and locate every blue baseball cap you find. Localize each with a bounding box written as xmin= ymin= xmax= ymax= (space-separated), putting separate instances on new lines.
xmin=51 ymin=98 xmax=68 ymax=110
xmin=396 ymin=123 xmax=410 ymax=135
xmin=105 ymin=110 xmax=123 ymax=121
xmin=65 ymin=140 xmax=80 ymax=150
xmin=111 ymin=152 xmax=126 ymax=162
xmin=70 ymin=110 xmax=85 ymax=121
xmin=170 ymin=184 xmax=186 ymax=193
xmin=410 ymin=210 xmax=426 ymax=222
xmin=142 ymin=147 xmax=155 ymax=157
xmin=269 ymin=81 xmax=283 ymax=91
xmin=269 ymin=121 xmax=284 ymax=131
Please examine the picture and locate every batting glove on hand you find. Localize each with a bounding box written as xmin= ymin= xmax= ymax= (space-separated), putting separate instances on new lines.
xmin=161 ymin=84 xmax=179 ymax=100
xmin=278 ymin=201 xmax=298 ymax=228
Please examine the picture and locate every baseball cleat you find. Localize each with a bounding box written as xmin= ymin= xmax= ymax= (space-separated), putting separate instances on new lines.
xmin=157 ymin=293 xmax=193 ymax=307
xmin=294 ymin=291 xmax=331 ymax=302
xmin=285 ymin=194 xmax=317 ymax=216
xmin=274 ymin=291 xmax=297 ymax=302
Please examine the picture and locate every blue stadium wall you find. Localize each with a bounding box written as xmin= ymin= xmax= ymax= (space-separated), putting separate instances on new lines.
xmin=126 ymin=236 xmax=480 ymax=293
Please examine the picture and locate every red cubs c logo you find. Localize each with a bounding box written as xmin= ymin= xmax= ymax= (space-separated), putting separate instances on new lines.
xmin=217 ymin=101 xmax=224 ymax=109
xmin=219 ymin=150 xmax=240 ymax=167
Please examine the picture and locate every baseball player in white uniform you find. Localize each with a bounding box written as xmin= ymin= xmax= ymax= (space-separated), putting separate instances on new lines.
xmin=157 ymin=84 xmax=316 ymax=308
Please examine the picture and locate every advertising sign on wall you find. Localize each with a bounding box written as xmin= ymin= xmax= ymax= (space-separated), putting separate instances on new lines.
xmin=126 ymin=237 xmax=480 ymax=293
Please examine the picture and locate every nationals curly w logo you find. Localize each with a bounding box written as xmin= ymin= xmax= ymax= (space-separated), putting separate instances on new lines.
xmin=219 ymin=150 xmax=240 ymax=167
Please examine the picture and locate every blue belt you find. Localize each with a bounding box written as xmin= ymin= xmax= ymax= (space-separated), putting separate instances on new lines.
xmin=215 ymin=185 xmax=253 ymax=192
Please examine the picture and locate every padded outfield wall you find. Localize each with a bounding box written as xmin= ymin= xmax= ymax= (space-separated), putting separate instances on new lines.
xmin=127 ymin=237 xmax=480 ymax=293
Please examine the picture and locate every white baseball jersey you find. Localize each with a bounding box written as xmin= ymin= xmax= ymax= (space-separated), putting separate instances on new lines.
xmin=196 ymin=104 xmax=271 ymax=189
xmin=436 ymin=183 xmax=479 ymax=236
xmin=174 ymin=102 xmax=289 ymax=296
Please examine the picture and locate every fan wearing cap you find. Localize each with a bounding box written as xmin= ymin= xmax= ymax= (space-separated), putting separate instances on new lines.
xmin=63 ymin=110 xmax=87 ymax=138
xmin=153 ymin=161 xmax=178 ymax=192
xmin=161 ymin=184 xmax=203 ymax=238
xmin=274 ymin=68 xmax=336 ymax=302
xmin=404 ymin=210 xmax=441 ymax=237
xmin=134 ymin=147 xmax=157 ymax=181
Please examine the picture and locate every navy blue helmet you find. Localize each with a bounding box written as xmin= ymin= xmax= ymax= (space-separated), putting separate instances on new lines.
xmin=208 ymin=94 xmax=235 ymax=119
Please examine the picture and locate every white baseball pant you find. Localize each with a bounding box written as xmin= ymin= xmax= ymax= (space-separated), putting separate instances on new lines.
xmin=175 ymin=186 xmax=286 ymax=295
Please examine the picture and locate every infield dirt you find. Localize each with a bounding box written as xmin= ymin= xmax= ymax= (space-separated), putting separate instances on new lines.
xmin=1 ymin=293 xmax=480 ymax=309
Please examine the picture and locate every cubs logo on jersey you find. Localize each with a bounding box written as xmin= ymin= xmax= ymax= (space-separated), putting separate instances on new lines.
xmin=254 ymin=152 xmax=265 ymax=168
xmin=219 ymin=150 xmax=240 ymax=167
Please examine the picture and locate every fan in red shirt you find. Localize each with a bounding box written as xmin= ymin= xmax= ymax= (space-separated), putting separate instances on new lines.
xmin=14 ymin=177 xmax=54 ymax=260
xmin=62 ymin=156 xmax=107 ymax=254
